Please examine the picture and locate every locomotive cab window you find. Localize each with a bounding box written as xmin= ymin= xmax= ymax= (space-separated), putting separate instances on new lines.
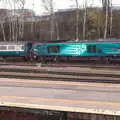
xmin=48 ymin=46 xmax=60 ymax=53
xmin=87 ymin=45 xmax=102 ymax=53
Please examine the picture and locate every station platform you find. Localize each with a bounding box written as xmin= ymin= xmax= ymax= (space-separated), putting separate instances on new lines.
xmin=0 ymin=78 xmax=120 ymax=116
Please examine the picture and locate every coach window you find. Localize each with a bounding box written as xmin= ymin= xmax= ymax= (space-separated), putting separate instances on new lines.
xmin=48 ymin=46 xmax=60 ymax=53
xmin=21 ymin=45 xmax=24 ymax=50
xmin=8 ymin=46 xmax=15 ymax=50
xmin=0 ymin=46 xmax=7 ymax=50
xmin=15 ymin=45 xmax=24 ymax=51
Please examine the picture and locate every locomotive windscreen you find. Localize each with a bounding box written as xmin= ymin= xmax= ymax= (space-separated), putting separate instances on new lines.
xmin=48 ymin=46 xmax=60 ymax=53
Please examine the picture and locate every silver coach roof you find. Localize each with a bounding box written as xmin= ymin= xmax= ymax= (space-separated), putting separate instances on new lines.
xmin=0 ymin=41 xmax=30 ymax=45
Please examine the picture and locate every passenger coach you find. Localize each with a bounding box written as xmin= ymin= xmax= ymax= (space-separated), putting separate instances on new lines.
xmin=0 ymin=41 xmax=32 ymax=61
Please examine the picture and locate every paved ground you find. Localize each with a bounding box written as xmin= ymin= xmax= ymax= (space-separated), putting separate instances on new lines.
xmin=0 ymin=78 xmax=120 ymax=116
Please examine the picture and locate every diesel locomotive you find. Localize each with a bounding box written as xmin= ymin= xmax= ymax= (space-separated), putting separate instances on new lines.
xmin=32 ymin=40 xmax=120 ymax=62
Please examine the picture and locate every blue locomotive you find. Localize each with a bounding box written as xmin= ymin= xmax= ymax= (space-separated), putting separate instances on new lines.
xmin=32 ymin=40 xmax=120 ymax=62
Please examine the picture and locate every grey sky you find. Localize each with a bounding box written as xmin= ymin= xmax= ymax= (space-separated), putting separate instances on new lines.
xmin=0 ymin=0 xmax=120 ymax=15
xmin=25 ymin=0 xmax=120 ymax=15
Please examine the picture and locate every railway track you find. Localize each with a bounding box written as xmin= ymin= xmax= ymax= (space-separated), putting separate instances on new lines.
xmin=0 ymin=61 xmax=120 ymax=70
xmin=0 ymin=65 xmax=119 ymax=84
xmin=1 ymin=56 xmax=120 ymax=69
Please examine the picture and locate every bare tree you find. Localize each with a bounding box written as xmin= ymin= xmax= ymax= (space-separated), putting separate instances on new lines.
xmin=5 ymin=0 xmax=16 ymax=41
xmin=104 ymin=0 xmax=109 ymax=39
xmin=0 ymin=22 xmax=6 ymax=41
xmin=6 ymin=0 xmax=12 ymax=41
xmin=17 ymin=0 xmax=25 ymax=41
xmin=0 ymin=0 xmax=12 ymax=41
xmin=55 ymin=13 xmax=60 ymax=40
xmin=102 ymin=0 xmax=110 ymax=12
xmin=110 ymin=0 xmax=113 ymax=37
xmin=101 ymin=0 xmax=112 ymax=38
xmin=11 ymin=0 xmax=16 ymax=41
xmin=75 ymin=0 xmax=79 ymax=41
xmin=31 ymin=0 xmax=34 ymax=34
xmin=4 ymin=0 xmax=25 ymax=41
xmin=13 ymin=0 xmax=19 ymax=41
xmin=49 ymin=0 xmax=54 ymax=40
xmin=83 ymin=0 xmax=87 ymax=40
xmin=70 ymin=0 xmax=79 ymax=41
xmin=0 ymin=0 xmax=7 ymax=41
xmin=42 ymin=0 xmax=55 ymax=40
